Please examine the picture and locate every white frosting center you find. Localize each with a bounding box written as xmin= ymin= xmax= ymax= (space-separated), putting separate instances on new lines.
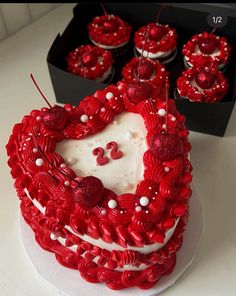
xmin=136 ymin=47 xmax=175 ymax=59
xmin=56 ymin=112 xmax=147 ymax=195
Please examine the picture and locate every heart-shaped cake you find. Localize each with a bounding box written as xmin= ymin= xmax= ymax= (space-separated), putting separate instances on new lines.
xmin=6 ymin=80 xmax=192 ymax=290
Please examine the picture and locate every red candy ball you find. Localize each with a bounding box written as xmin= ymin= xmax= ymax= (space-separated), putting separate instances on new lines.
xmin=198 ymin=37 xmax=218 ymax=55
xmin=136 ymin=60 xmax=155 ymax=80
xmin=149 ymin=26 xmax=164 ymax=42
xmin=42 ymin=105 xmax=68 ymax=131
xmin=150 ymin=133 xmax=183 ymax=161
xmin=126 ymin=82 xmax=152 ymax=104
xmin=81 ymin=52 xmax=98 ymax=67
xmin=103 ymin=19 xmax=117 ymax=33
xmin=74 ymin=176 xmax=104 ymax=208
xmin=195 ymin=70 xmax=216 ymax=89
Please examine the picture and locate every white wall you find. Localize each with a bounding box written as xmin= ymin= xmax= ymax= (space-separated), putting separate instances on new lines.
xmin=0 ymin=3 xmax=61 ymax=41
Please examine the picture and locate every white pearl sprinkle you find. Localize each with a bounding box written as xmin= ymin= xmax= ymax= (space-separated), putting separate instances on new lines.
xmin=33 ymin=148 xmax=38 ymax=153
xmin=140 ymin=196 xmax=149 ymax=207
xmin=66 ymin=157 xmax=77 ymax=165
xmin=164 ymin=167 xmax=170 ymax=172
xmin=135 ymin=206 xmax=142 ymax=212
xmin=158 ymin=109 xmax=166 ymax=116
xmin=171 ymin=117 xmax=176 ymax=121
xmin=80 ymin=114 xmax=88 ymax=123
xmin=113 ymin=120 xmax=118 ymax=125
xmin=101 ymin=209 xmax=107 ymax=215
xmin=106 ymin=92 xmax=114 ymax=100
xmin=148 ymin=186 xmax=152 ymax=190
xmin=118 ymin=85 xmax=122 ymax=90
xmin=36 ymin=116 xmax=41 ymax=121
xmin=60 ymin=163 xmax=66 ymax=168
xmin=108 ymin=199 xmax=117 ymax=209
xmin=50 ymin=233 xmax=57 ymax=240
xmin=35 ymin=158 xmax=44 ymax=167
xmin=162 ymin=124 xmax=167 ymax=129
xmin=64 ymin=180 xmax=70 ymax=186
xmin=120 ymin=210 xmax=124 ymax=214
xmin=101 ymin=107 xmax=106 ymax=112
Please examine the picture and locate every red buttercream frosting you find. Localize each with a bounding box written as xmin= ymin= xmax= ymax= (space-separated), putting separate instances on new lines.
xmin=66 ymin=44 xmax=113 ymax=80
xmin=182 ymin=31 xmax=231 ymax=68
xmin=88 ymin=14 xmax=132 ymax=47
xmin=121 ymin=57 xmax=169 ymax=99
xmin=6 ymin=81 xmax=192 ymax=290
xmin=176 ymin=64 xmax=229 ymax=103
xmin=134 ymin=22 xmax=177 ymax=54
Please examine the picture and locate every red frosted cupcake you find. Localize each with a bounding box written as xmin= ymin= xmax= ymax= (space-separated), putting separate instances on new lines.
xmin=175 ymin=63 xmax=229 ymax=103
xmin=182 ymin=31 xmax=231 ymax=71
xmin=134 ymin=22 xmax=177 ymax=64
xmin=66 ymin=44 xmax=114 ymax=83
xmin=121 ymin=57 xmax=169 ymax=99
xmin=88 ymin=14 xmax=132 ymax=56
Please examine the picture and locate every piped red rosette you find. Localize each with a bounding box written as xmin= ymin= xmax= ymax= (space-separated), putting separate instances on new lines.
xmin=176 ymin=63 xmax=229 ymax=103
xmin=6 ymin=81 xmax=192 ymax=290
xmin=66 ymin=44 xmax=113 ymax=81
xmin=182 ymin=31 xmax=231 ymax=69
xmin=134 ymin=22 xmax=177 ymax=57
xmin=121 ymin=57 xmax=169 ymax=99
xmin=88 ymin=14 xmax=132 ymax=48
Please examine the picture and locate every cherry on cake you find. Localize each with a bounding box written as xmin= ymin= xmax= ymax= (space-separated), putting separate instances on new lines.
xmin=121 ymin=57 xmax=169 ymax=100
xmin=66 ymin=44 xmax=114 ymax=83
xmin=175 ymin=64 xmax=229 ymax=103
xmin=88 ymin=14 xmax=132 ymax=56
xmin=134 ymin=22 xmax=177 ymax=64
xmin=182 ymin=31 xmax=231 ymax=71
xmin=6 ymin=80 xmax=192 ymax=290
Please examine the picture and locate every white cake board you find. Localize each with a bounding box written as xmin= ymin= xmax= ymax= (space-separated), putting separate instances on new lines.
xmin=20 ymin=183 xmax=203 ymax=296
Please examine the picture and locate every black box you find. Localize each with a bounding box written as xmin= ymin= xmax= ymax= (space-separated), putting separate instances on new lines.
xmin=47 ymin=3 xmax=236 ymax=136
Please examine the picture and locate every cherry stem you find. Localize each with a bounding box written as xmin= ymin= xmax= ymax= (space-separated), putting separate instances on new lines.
xmin=138 ymin=25 xmax=150 ymax=81
xmin=100 ymin=2 xmax=108 ymax=16
xmin=165 ymin=77 xmax=169 ymax=133
xmin=156 ymin=4 xmax=168 ymax=23
xmin=30 ymin=74 xmax=52 ymax=108
xmin=210 ymin=27 xmax=217 ymax=34
xmin=31 ymin=132 xmax=81 ymax=186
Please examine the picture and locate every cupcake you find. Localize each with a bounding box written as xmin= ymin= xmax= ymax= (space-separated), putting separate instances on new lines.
xmin=121 ymin=57 xmax=169 ymax=99
xmin=134 ymin=22 xmax=177 ymax=64
xmin=175 ymin=63 xmax=229 ymax=103
xmin=66 ymin=44 xmax=114 ymax=83
xmin=88 ymin=14 xmax=132 ymax=56
xmin=182 ymin=31 xmax=231 ymax=71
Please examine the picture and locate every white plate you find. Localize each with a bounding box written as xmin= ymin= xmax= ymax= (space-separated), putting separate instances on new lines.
xmin=20 ymin=183 xmax=203 ymax=296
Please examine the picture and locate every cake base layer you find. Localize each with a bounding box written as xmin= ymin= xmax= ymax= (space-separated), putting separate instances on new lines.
xmin=20 ymin=183 xmax=203 ymax=294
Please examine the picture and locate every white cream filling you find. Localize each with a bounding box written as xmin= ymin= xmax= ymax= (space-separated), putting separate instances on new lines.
xmin=95 ymin=66 xmax=112 ymax=82
xmin=90 ymin=37 xmax=128 ymax=49
xmin=136 ymin=47 xmax=176 ymax=59
xmin=56 ymin=112 xmax=147 ymax=195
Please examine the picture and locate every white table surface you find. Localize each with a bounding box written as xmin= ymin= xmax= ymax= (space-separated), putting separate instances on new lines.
xmin=0 ymin=4 xmax=236 ymax=296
